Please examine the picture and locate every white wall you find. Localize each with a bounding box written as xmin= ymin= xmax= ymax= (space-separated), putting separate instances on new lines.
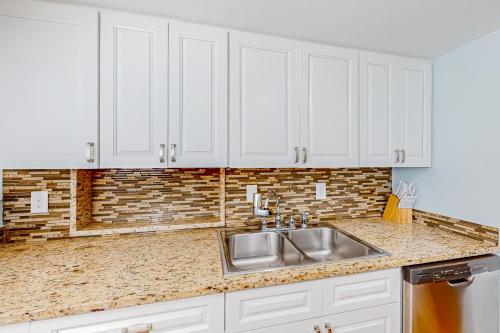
xmin=393 ymin=28 xmax=500 ymax=228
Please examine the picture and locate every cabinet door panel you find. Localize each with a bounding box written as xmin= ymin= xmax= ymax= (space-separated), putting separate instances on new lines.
xmin=226 ymin=279 xmax=323 ymax=332
xmin=300 ymin=43 xmax=359 ymax=167
xmin=0 ymin=0 xmax=98 ymax=168
xmin=399 ymin=61 xmax=432 ymax=167
xmin=229 ymin=31 xmax=300 ymax=167
xmin=100 ymin=10 xmax=168 ymax=168
xmin=359 ymin=52 xmax=395 ymax=167
xmin=169 ymin=22 xmax=227 ymax=167
xmin=323 ymin=268 xmax=401 ymax=315
xmin=325 ymin=303 xmax=400 ymax=333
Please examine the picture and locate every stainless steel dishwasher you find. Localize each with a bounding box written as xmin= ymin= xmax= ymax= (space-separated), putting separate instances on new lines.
xmin=403 ymin=254 xmax=500 ymax=333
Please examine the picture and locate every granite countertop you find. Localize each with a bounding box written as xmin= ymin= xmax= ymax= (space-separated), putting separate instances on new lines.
xmin=0 ymin=217 xmax=498 ymax=325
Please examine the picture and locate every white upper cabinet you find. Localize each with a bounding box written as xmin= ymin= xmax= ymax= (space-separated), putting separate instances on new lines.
xmin=169 ymin=22 xmax=228 ymax=167
xmin=360 ymin=52 xmax=432 ymax=167
xmin=299 ymin=43 xmax=359 ymax=167
xmin=359 ymin=52 xmax=397 ymax=167
xmin=229 ymin=31 xmax=300 ymax=168
xmin=0 ymin=0 xmax=98 ymax=169
xmin=396 ymin=58 xmax=432 ymax=167
xmin=100 ymin=10 xmax=168 ymax=168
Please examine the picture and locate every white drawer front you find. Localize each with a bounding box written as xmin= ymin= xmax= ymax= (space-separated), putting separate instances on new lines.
xmin=226 ymin=280 xmax=323 ymax=332
xmin=323 ymin=268 xmax=401 ymax=315
xmin=30 ymin=294 xmax=224 ymax=333
xmin=0 ymin=323 xmax=29 ymax=333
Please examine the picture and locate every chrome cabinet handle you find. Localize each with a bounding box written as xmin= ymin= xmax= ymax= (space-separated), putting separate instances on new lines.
xmin=302 ymin=147 xmax=308 ymax=164
xmin=400 ymin=149 xmax=406 ymax=163
xmin=325 ymin=322 xmax=333 ymax=333
xmin=85 ymin=142 xmax=95 ymax=163
xmin=170 ymin=144 xmax=177 ymax=163
xmin=121 ymin=323 xmax=152 ymax=333
xmin=294 ymin=147 xmax=299 ymax=163
xmin=159 ymin=144 xmax=166 ymax=163
xmin=313 ymin=324 xmax=321 ymax=333
xmin=393 ymin=149 xmax=400 ymax=164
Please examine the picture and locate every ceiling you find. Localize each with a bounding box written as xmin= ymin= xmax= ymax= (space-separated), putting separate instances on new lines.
xmin=46 ymin=0 xmax=500 ymax=58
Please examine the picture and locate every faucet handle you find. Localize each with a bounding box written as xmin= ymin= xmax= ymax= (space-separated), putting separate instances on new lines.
xmin=300 ymin=211 xmax=309 ymax=228
xmin=288 ymin=215 xmax=295 ymax=228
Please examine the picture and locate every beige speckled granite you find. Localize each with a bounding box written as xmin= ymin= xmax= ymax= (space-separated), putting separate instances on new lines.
xmin=0 ymin=218 xmax=498 ymax=325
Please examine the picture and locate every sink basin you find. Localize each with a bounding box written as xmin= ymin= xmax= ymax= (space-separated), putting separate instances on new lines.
xmin=286 ymin=227 xmax=382 ymax=262
xmin=218 ymin=224 xmax=388 ymax=275
xmin=222 ymin=232 xmax=309 ymax=274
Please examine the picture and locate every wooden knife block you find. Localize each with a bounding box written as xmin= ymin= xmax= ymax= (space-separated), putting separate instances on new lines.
xmin=383 ymin=194 xmax=412 ymax=224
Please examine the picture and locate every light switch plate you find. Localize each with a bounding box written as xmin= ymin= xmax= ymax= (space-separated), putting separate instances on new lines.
xmin=31 ymin=191 xmax=48 ymax=214
xmin=246 ymin=185 xmax=258 ymax=203
xmin=315 ymin=183 xmax=327 ymax=200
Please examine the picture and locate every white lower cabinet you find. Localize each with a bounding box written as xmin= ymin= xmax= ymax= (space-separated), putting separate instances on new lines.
xmin=227 ymin=268 xmax=401 ymax=333
xmin=246 ymin=303 xmax=400 ymax=333
xmin=29 ymin=294 xmax=224 ymax=333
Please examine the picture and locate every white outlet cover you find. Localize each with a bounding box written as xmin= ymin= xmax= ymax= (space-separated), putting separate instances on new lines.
xmin=246 ymin=185 xmax=258 ymax=203
xmin=315 ymin=183 xmax=327 ymax=200
xmin=31 ymin=191 xmax=48 ymax=214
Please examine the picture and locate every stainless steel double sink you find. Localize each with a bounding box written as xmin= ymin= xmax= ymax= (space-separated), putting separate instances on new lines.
xmin=218 ymin=224 xmax=388 ymax=275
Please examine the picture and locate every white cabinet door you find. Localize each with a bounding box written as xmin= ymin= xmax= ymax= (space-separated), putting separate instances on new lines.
xmin=324 ymin=303 xmax=400 ymax=333
xmin=322 ymin=268 xmax=401 ymax=315
xmin=226 ymin=279 xmax=323 ymax=332
xmin=395 ymin=58 xmax=432 ymax=167
xmin=169 ymin=21 xmax=228 ymax=167
xmin=229 ymin=31 xmax=300 ymax=167
xmin=30 ymin=294 xmax=224 ymax=333
xmin=359 ymin=52 xmax=432 ymax=167
xmin=299 ymin=43 xmax=359 ymax=167
xmin=0 ymin=0 xmax=98 ymax=169
xmin=0 ymin=323 xmax=29 ymax=333
xmin=359 ymin=52 xmax=397 ymax=167
xmin=244 ymin=318 xmax=323 ymax=333
xmin=100 ymin=10 xmax=168 ymax=168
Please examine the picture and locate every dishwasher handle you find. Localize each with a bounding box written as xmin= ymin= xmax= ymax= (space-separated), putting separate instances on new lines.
xmin=447 ymin=276 xmax=475 ymax=288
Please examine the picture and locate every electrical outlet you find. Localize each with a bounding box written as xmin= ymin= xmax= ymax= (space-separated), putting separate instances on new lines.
xmin=246 ymin=185 xmax=258 ymax=203
xmin=315 ymin=183 xmax=327 ymax=200
xmin=31 ymin=191 xmax=48 ymax=214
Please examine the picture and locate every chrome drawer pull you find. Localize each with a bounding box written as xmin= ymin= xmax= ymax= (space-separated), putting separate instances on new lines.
xmin=294 ymin=146 xmax=299 ymax=163
xmin=393 ymin=149 xmax=400 ymax=163
xmin=400 ymin=149 xmax=406 ymax=163
xmin=302 ymin=147 xmax=308 ymax=164
xmin=159 ymin=144 xmax=166 ymax=163
xmin=85 ymin=142 xmax=95 ymax=163
xmin=170 ymin=143 xmax=177 ymax=163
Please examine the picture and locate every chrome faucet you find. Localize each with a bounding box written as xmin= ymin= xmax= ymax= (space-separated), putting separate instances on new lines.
xmin=270 ymin=191 xmax=283 ymax=229
xmin=253 ymin=193 xmax=270 ymax=229
xmin=253 ymin=191 xmax=298 ymax=231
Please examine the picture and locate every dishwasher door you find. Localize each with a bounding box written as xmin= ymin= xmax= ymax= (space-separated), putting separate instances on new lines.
xmin=403 ymin=254 xmax=500 ymax=333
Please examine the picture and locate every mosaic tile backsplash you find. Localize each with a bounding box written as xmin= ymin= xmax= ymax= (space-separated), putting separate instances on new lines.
xmin=2 ymin=170 xmax=72 ymax=242
xmin=1 ymin=168 xmax=392 ymax=242
xmin=225 ymin=168 xmax=391 ymax=227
